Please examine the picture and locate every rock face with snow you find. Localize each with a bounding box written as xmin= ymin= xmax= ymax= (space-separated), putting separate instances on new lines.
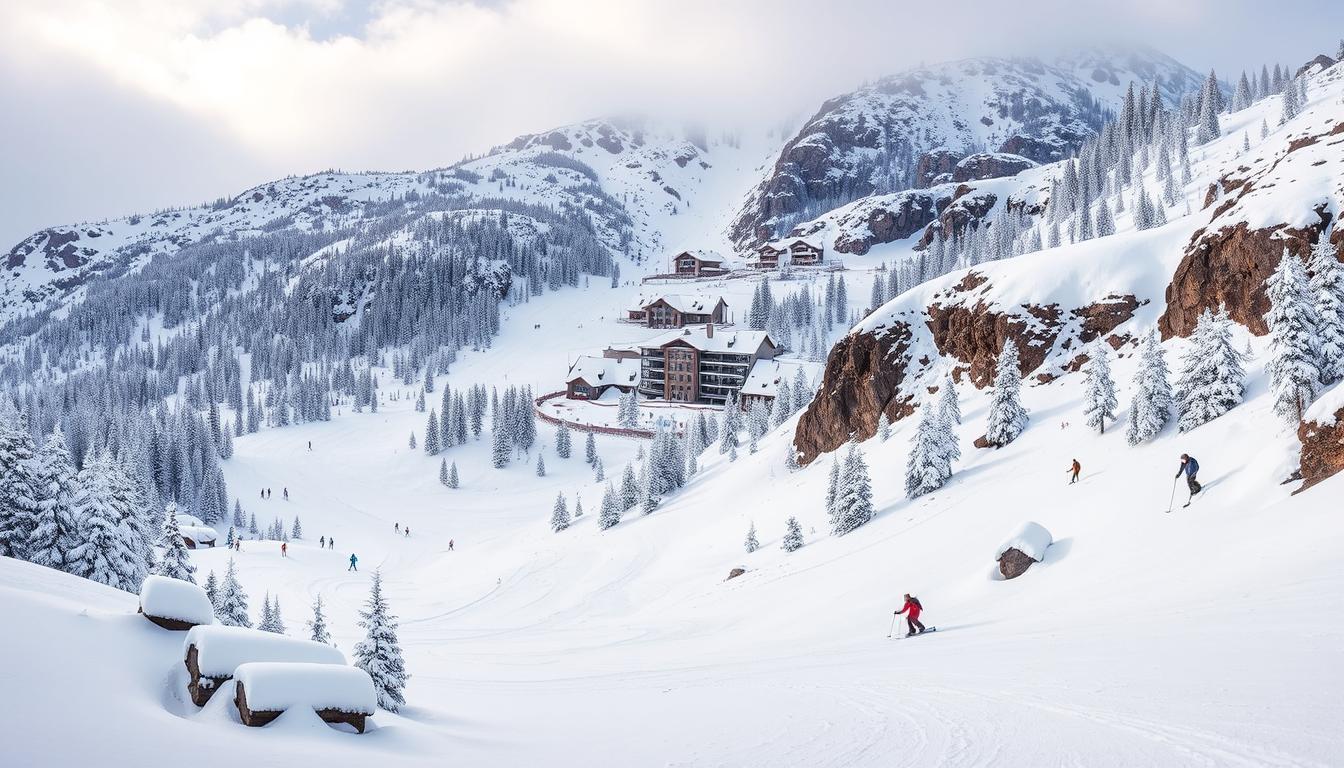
xmin=1159 ymin=93 xmax=1344 ymax=338
xmin=233 ymin=662 xmax=377 ymax=733
xmin=1298 ymin=387 xmax=1344 ymax=491
xmin=730 ymin=48 xmax=1203 ymax=247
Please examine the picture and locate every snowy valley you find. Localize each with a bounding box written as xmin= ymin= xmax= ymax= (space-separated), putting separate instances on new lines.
xmin=2 ymin=38 xmax=1344 ymax=768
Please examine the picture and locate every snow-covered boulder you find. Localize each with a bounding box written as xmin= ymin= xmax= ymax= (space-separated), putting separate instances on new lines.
xmin=233 ymin=662 xmax=377 ymax=733
xmin=183 ymin=626 xmax=346 ymax=706
xmin=138 ymin=575 xmax=215 ymax=631
xmin=995 ymin=522 xmax=1053 ymax=580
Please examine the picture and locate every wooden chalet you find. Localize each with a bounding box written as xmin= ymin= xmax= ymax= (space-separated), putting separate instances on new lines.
xmin=754 ymin=238 xmax=824 ymax=268
xmin=627 ymin=293 xmax=728 ymax=328
xmin=565 ymin=356 xmax=640 ymax=400
xmin=671 ymin=250 xmax=728 ymax=277
xmin=637 ymin=324 xmax=779 ymax=405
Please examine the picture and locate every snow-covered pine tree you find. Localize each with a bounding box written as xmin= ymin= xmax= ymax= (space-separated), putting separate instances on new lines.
xmin=490 ymin=414 xmax=510 ymax=468
xmin=153 ymin=503 xmax=196 ymax=583
xmin=984 ymin=340 xmax=1029 ymax=447
xmin=824 ymin=456 xmax=840 ymax=532
xmin=1082 ymin=342 xmax=1118 ymax=434
xmin=718 ymin=393 xmax=741 ymax=455
xmin=0 ymin=409 xmax=41 ymax=560
xmin=619 ymin=463 xmax=639 ymax=510
xmin=1126 ymin=330 xmax=1173 ymax=445
xmin=550 ymin=492 xmax=570 ymax=532
xmin=938 ymin=373 xmax=961 ymax=425
xmin=216 ymin=558 xmax=251 ymax=627
xmin=876 ymin=412 xmax=891 ymax=442
xmin=781 ymin=516 xmax=803 ymax=552
xmin=67 ymin=455 xmax=147 ymax=592
xmin=1264 ymin=252 xmax=1322 ymax=422
xmin=573 ymin=496 xmax=584 ymax=518
xmin=831 ymin=440 xmax=874 ymax=535
xmin=639 ymin=458 xmax=659 ymax=515
xmin=584 ymin=431 xmax=597 ymax=466
xmin=905 ymin=403 xmax=953 ymax=498
xmin=1176 ymin=307 xmax=1246 ymax=432
xmin=291 ymin=516 xmax=302 ymax=540
xmin=203 ymin=569 xmax=218 ymax=607
xmin=1307 ymin=237 xmax=1344 ymax=384
xmin=536 ymin=452 xmax=546 ymax=477
xmin=26 ymin=427 xmax=80 ymax=571
xmin=744 ymin=521 xmax=759 ymax=553
xmin=599 ymin=482 xmax=621 ymax=530
xmin=408 ymin=432 xmax=417 ymax=450
xmin=308 ymin=594 xmax=331 ymax=644
xmin=353 ymin=571 xmax=409 ymax=712
xmin=424 ymin=409 xmax=441 ymax=455
xmin=447 ymin=462 xmax=459 ymax=489
xmin=555 ymin=423 xmax=572 ymax=459
xmin=1196 ymin=70 xmax=1222 ymax=143
xmin=439 ymin=458 xmax=449 ymax=485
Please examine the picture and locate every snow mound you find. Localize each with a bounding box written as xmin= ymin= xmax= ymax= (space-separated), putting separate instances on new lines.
xmin=139 ymin=576 xmax=215 ymax=626
xmin=180 ymin=525 xmax=218 ymax=545
xmin=995 ymin=521 xmax=1054 ymax=562
xmin=185 ymin=626 xmax=346 ymax=678
xmin=233 ymin=662 xmax=376 ymax=715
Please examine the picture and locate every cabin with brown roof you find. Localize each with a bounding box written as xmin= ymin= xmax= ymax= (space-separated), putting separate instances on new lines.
xmin=627 ymin=294 xmax=728 ymax=328
xmin=671 ymin=250 xmax=728 ymax=277
xmin=565 ymin=356 xmax=640 ymax=400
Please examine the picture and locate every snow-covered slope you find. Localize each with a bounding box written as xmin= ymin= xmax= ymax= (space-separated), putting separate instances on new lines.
xmin=730 ymin=47 xmax=1205 ymax=247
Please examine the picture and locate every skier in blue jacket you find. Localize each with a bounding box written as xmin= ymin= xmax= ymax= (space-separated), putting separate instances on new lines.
xmin=1175 ymin=454 xmax=1201 ymax=496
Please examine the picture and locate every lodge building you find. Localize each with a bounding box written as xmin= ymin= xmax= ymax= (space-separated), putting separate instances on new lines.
xmin=625 ymin=293 xmax=728 ymax=328
xmin=750 ymin=238 xmax=824 ymax=269
xmin=671 ymin=250 xmax=728 ymax=277
xmin=637 ymin=324 xmax=779 ymax=405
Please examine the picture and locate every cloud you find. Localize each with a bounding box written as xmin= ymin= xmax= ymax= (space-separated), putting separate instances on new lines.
xmin=1 ymin=0 xmax=1342 ymax=246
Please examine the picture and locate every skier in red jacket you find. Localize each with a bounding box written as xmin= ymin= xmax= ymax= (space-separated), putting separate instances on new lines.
xmin=895 ymin=594 xmax=926 ymax=637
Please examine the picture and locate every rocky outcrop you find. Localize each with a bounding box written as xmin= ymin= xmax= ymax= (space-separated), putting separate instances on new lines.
xmin=1298 ymin=406 xmax=1344 ymax=492
xmin=925 ymin=301 xmax=1060 ymax=387
xmin=915 ymin=149 xmax=962 ymax=188
xmin=1159 ymin=214 xmax=1332 ymax=338
xmin=727 ymin=568 xmax=747 ymax=580
xmin=830 ymin=189 xmax=955 ymax=255
xmin=793 ymin=322 xmax=914 ymax=465
xmin=951 ymin=153 xmax=1038 ymax=184
xmin=917 ymin=188 xmax=999 ymax=248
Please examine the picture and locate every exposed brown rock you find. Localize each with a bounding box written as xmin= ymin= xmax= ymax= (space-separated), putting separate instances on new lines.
xmin=832 ymin=190 xmax=953 ymax=255
xmin=1072 ymin=294 xmax=1143 ymax=343
xmin=915 ymin=149 xmax=962 ymax=187
xmin=925 ymin=301 xmax=1060 ymax=388
xmin=1298 ymin=407 xmax=1344 ymax=492
xmin=917 ymin=190 xmax=999 ymax=248
xmin=951 ymin=153 xmax=1037 ymax=184
xmin=998 ymin=547 xmax=1036 ymax=579
xmin=1159 ymin=212 xmax=1332 ymax=338
xmin=727 ymin=568 xmax=746 ymax=580
xmin=793 ymin=322 xmax=914 ymax=465
xmin=139 ymin=606 xmax=200 ymax=632
xmin=234 ymin=682 xmax=369 ymax=733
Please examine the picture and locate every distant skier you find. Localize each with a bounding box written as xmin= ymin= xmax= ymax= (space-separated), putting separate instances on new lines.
xmin=1067 ymin=459 xmax=1081 ymax=484
xmin=283 ymin=487 xmax=289 ymax=501
xmin=307 ymin=440 xmax=312 ymax=451
xmin=260 ymin=488 xmax=265 ymax=499
xmin=404 ymin=527 xmax=410 ymax=538
xmin=348 ymin=553 xmax=358 ymax=571
xmin=319 ymin=535 xmax=326 ymax=548
xmin=281 ymin=542 xmax=288 ymax=558
xmin=894 ymin=593 xmax=926 ymax=637
xmin=1175 ymin=454 xmax=1202 ymax=497
xmin=328 ymin=538 xmax=335 ymax=550
xmin=395 ymin=522 xmax=400 ymax=533
xmin=449 ymin=539 xmax=454 ymax=552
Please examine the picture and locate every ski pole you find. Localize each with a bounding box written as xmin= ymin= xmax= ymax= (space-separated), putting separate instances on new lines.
xmin=887 ymin=613 xmax=897 ymax=638
xmin=1167 ymin=477 xmax=1177 ymax=513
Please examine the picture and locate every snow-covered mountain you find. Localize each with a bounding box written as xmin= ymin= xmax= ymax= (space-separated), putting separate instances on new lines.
xmin=730 ymin=47 xmax=1206 ymax=247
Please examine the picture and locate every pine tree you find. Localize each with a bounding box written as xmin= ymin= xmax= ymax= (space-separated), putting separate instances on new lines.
xmin=203 ymin=569 xmax=219 ymax=608
xmin=599 ymin=482 xmax=621 ymax=530
xmin=781 ymin=516 xmax=803 ymax=552
xmin=446 ymin=462 xmax=459 ymax=489
xmin=490 ymin=415 xmax=510 ymax=468
xmin=153 ymin=503 xmax=196 ymax=583
xmin=308 ymin=594 xmax=331 ymax=644
xmin=573 ymin=496 xmax=584 ymax=518
xmin=555 ymin=423 xmax=572 ymax=459
xmin=619 ymin=464 xmax=639 ymax=510
xmin=550 ymin=492 xmax=570 ymax=532
xmin=938 ymin=374 xmax=961 ymax=425
xmin=439 ymin=458 xmax=450 ymax=485
xmin=718 ymin=393 xmax=740 ymax=455
xmin=1265 ymin=252 xmax=1322 ymax=422
xmin=824 ymin=456 xmax=840 ymax=532
xmin=1082 ymin=343 xmax=1118 ymax=434
xmin=423 ymin=409 xmax=441 ymax=455
xmin=1196 ymin=70 xmax=1222 ymax=143
xmin=1308 ymin=237 xmax=1344 ymax=384
xmin=216 ymin=558 xmax=251 ymax=627
xmin=584 ymin=431 xmax=597 ymax=465
xmin=1176 ymin=307 xmax=1246 ymax=432
xmin=408 ymin=432 xmax=417 ymax=450
xmin=638 ymin=458 xmax=659 ymax=516
xmin=1126 ymin=330 xmax=1173 ymax=446
xmin=831 ymin=440 xmax=874 ymax=535
xmin=26 ymin=427 xmax=80 ymax=571
xmin=536 ymin=452 xmax=546 ymax=477
xmin=985 ymin=340 xmax=1029 ymax=447
xmin=258 ymin=593 xmax=286 ymax=634
xmin=67 ymin=455 xmax=146 ymax=592
xmin=291 ymin=516 xmax=302 ymax=540
xmin=354 ymin=571 xmax=409 ymax=712
xmin=905 ymin=403 xmax=953 ymax=498
xmin=744 ymin=521 xmax=759 ymax=553
xmin=0 ymin=410 xmax=41 ymax=560
xmin=876 ymin=412 xmax=891 ymax=442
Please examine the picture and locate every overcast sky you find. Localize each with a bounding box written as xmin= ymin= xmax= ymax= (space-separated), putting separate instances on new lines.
xmin=2 ymin=0 xmax=1341 ymax=248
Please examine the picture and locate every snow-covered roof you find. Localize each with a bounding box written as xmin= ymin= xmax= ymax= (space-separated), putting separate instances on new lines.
xmin=995 ymin=521 xmax=1053 ymax=561
xmin=140 ymin=576 xmax=215 ymax=626
xmin=739 ymin=359 xmax=824 ymax=399
xmin=630 ymin=293 xmax=726 ymax=314
xmin=185 ymin=625 xmax=347 ymax=678
xmin=673 ymin=249 xmax=724 ymax=264
xmin=233 ymin=662 xmax=377 ymax=715
xmin=175 ymin=513 xmax=204 ymax=527
xmin=641 ymin=326 xmax=775 ymax=354
xmin=181 ymin=524 xmax=218 ymax=543
xmin=566 ymin=355 xmax=640 ymax=387
xmin=763 ymin=237 xmax=822 ymax=252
